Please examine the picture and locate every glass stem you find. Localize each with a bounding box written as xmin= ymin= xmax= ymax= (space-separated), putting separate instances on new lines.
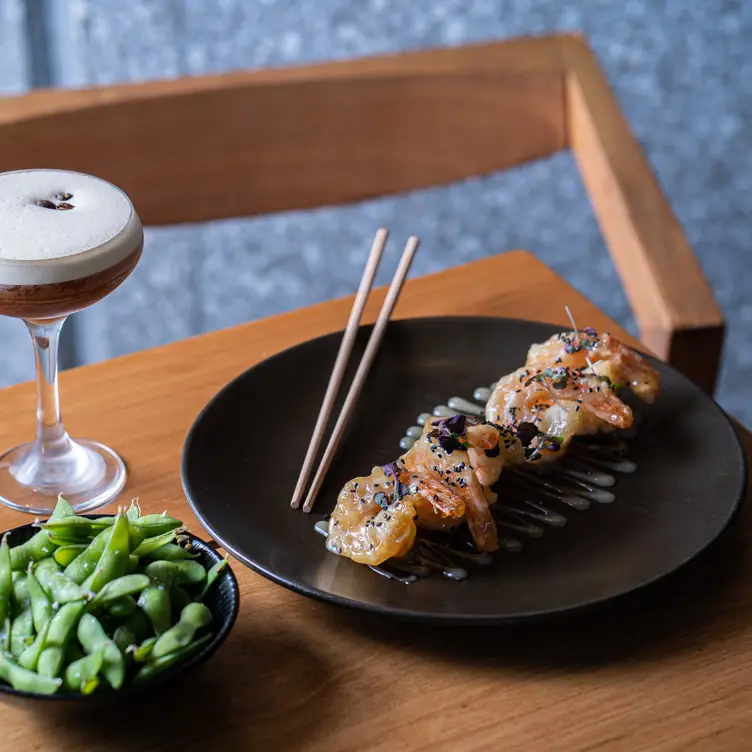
xmin=25 ymin=317 xmax=72 ymax=457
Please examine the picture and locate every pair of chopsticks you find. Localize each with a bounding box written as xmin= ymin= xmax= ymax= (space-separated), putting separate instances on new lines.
xmin=290 ymin=229 xmax=419 ymax=513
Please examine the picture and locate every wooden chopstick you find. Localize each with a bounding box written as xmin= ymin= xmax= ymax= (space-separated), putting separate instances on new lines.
xmin=301 ymin=235 xmax=420 ymax=513
xmin=290 ymin=229 xmax=389 ymax=509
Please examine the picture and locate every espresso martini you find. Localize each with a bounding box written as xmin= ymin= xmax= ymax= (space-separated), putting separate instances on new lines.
xmin=0 ymin=169 xmax=144 ymax=514
xmin=0 ymin=170 xmax=143 ymax=318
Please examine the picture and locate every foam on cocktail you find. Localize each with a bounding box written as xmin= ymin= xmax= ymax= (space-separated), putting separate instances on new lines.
xmin=0 ymin=170 xmax=143 ymax=286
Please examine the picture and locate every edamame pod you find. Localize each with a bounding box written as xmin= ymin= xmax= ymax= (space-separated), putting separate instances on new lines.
xmin=37 ymin=600 xmax=86 ymax=677
xmin=34 ymin=559 xmax=84 ymax=604
xmin=64 ymin=527 xmax=112 ymax=585
xmin=63 ymin=649 xmax=103 ymax=695
xmin=131 ymin=515 xmax=183 ymax=537
xmin=131 ymin=529 xmax=177 ymax=558
xmin=11 ymin=571 xmax=30 ymax=612
xmin=18 ymin=620 xmax=51 ymax=671
xmin=41 ymin=516 xmax=113 ymax=541
xmin=105 ymin=595 xmax=138 ymax=620
xmin=1 ymin=617 xmax=10 ymax=652
xmin=137 ymin=587 xmax=171 ymax=637
xmin=9 ymin=496 xmax=75 ymax=571
xmin=78 ymin=614 xmax=125 ymax=690
xmin=145 ymin=543 xmax=198 ymax=562
xmin=9 ymin=609 xmax=34 ymax=658
xmin=88 ymin=515 xmax=130 ymax=594
xmin=151 ymin=603 xmax=212 ymax=660
xmin=0 ymin=651 xmax=61 ymax=694
xmin=133 ymin=633 xmax=212 ymax=684
xmin=196 ymin=555 xmax=230 ymax=602
xmin=125 ymin=500 xmax=141 ymax=521
xmin=174 ymin=560 xmax=207 ymax=588
xmin=128 ymin=636 xmax=157 ymax=663
xmin=53 ymin=544 xmax=87 ymax=567
xmin=0 ymin=535 xmax=11 ymax=624
xmin=86 ymin=574 xmax=150 ymax=611
xmin=26 ymin=569 xmax=52 ymax=633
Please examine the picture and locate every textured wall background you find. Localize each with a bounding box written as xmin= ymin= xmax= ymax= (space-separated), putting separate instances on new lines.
xmin=1 ymin=1 xmax=750 ymax=424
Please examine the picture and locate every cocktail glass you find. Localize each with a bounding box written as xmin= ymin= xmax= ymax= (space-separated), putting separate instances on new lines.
xmin=0 ymin=169 xmax=143 ymax=514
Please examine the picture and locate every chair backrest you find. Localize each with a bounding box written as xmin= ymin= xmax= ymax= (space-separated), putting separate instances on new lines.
xmin=1 ymin=36 xmax=566 ymax=226
xmin=0 ymin=33 xmax=723 ymax=393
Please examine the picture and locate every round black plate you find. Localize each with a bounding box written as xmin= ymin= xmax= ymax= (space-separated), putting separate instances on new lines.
xmin=181 ymin=317 xmax=746 ymax=624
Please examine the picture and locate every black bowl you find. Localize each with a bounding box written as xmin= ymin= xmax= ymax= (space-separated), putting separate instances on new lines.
xmin=0 ymin=514 xmax=239 ymax=705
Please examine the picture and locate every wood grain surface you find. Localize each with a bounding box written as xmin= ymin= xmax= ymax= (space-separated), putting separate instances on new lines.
xmin=0 ymin=251 xmax=748 ymax=751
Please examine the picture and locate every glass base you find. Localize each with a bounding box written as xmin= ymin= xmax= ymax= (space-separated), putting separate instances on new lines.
xmin=0 ymin=438 xmax=126 ymax=515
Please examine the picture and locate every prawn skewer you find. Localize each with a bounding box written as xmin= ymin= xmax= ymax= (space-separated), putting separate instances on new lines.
xmin=526 ymin=329 xmax=660 ymax=403
xmin=486 ymin=365 xmax=633 ymax=461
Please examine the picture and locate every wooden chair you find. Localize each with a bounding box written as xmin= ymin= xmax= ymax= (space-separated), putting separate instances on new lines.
xmin=0 ymin=33 xmax=723 ymax=394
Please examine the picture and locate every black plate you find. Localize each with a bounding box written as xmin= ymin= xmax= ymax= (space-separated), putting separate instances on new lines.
xmin=181 ymin=317 xmax=746 ymax=624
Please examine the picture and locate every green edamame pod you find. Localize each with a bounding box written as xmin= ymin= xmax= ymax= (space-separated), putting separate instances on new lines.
xmin=127 ymin=554 xmax=139 ymax=574
xmin=63 ymin=649 xmax=103 ymax=695
xmin=1 ymin=617 xmax=10 ymax=652
xmin=112 ymin=625 xmax=136 ymax=654
xmin=46 ymin=601 xmax=87 ymax=646
xmin=41 ymin=516 xmax=113 ymax=541
xmin=0 ymin=651 xmax=62 ymax=695
xmin=128 ymin=635 xmax=157 ymax=663
xmin=33 ymin=559 xmax=84 ymax=604
xmin=9 ymin=496 xmax=75 ymax=571
xmin=173 ymin=560 xmax=207 ymax=588
xmin=105 ymin=595 xmax=138 ymax=620
xmin=45 ymin=531 xmax=87 ymax=547
xmin=64 ymin=527 xmax=112 ymax=585
xmin=11 ymin=571 xmax=30 ymax=613
xmin=88 ymin=515 xmax=131 ymax=594
xmin=18 ymin=620 xmax=51 ymax=671
xmin=53 ymin=544 xmax=87 ymax=567
xmin=33 ymin=557 xmax=60 ymax=579
xmin=9 ymin=532 xmax=56 ymax=572
xmin=131 ymin=529 xmax=177 ymax=558
xmin=137 ymin=587 xmax=171 ymax=636
xmin=144 ymin=560 xmax=177 ymax=584
xmin=37 ymin=647 xmax=64 ymax=679
xmin=9 ymin=609 xmax=34 ymax=658
xmin=196 ymin=555 xmax=230 ymax=602
xmin=0 ymin=535 xmax=12 ymax=624
xmin=145 ymin=543 xmax=198 ymax=562
xmin=125 ymin=500 xmax=141 ymax=521
xmin=77 ymin=614 xmax=125 ymax=690
xmin=133 ymin=633 xmax=212 ymax=685
xmin=37 ymin=600 xmax=86 ymax=677
xmin=151 ymin=603 xmax=212 ymax=660
xmin=26 ymin=569 xmax=52 ymax=633
xmin=51 ymin=495 xmax=76 ymax=520
xmin=87 ymin=574 xmax=150 ymax=611
xmin=131 ymin=514 xmax=183 ymax=538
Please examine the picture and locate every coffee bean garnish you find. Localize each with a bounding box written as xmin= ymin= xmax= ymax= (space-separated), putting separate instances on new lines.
xmin=35 ymin=199 xmax=57 ymax=209
xmin=55 ymin=192 xmax=73 ymax=201
xmin=56 ymin=202 xmax=75 ymax=210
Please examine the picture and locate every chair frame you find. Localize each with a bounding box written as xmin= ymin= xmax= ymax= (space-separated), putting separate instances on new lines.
xmin=0 ymin=33 xmax=723 ymax=393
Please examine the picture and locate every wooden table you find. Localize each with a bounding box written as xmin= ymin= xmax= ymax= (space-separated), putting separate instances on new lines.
xmin=0 ymin=251 xmax=749 ymax=751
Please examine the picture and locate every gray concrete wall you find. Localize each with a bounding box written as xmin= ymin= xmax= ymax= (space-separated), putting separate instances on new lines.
xmin=0 ymin=1 xmax=750 ymax=425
